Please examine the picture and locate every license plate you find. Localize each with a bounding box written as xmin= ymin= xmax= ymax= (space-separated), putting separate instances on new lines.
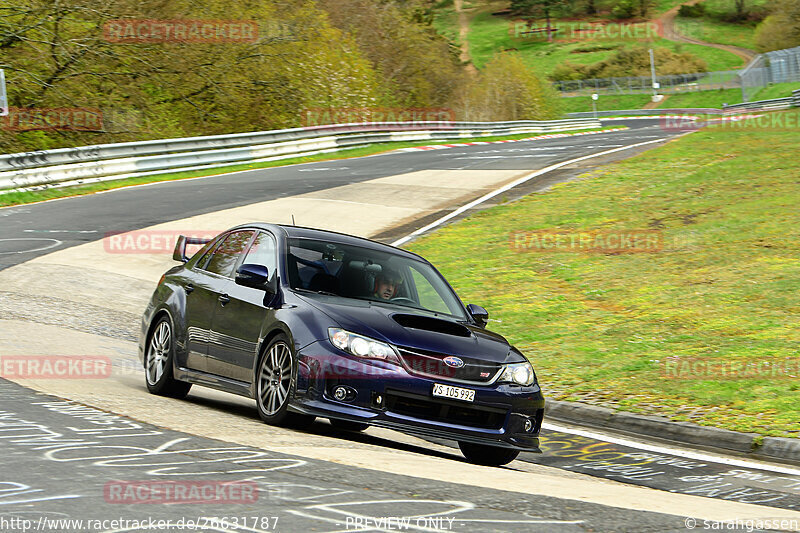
xmin=432 ymin=383 xmax=475 ymax=403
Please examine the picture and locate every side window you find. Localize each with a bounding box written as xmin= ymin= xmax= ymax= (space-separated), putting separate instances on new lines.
xmin=203 ymin=231 xmax=254 ymax=278
xmin=242 ymin=232 xmax=277 ymax=275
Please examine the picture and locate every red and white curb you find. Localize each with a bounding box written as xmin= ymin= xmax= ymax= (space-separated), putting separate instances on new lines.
xmin=395 ymin=127 xmax=627 ymax=152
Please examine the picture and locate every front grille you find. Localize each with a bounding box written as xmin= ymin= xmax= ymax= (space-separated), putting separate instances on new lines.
xmin=397 ymin=347 xmax=502 ymax=384
xmin=385 ymin=390 xmax=507 ymax=430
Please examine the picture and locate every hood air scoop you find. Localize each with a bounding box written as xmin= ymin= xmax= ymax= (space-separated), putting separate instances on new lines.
xmin=392 ymin=314 xmax=471 ymax=337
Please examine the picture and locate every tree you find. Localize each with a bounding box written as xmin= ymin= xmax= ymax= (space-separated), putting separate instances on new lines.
xmin=454 ymin=52 xmax=562 ymax=120
xmin=755 ymin=0 xmax=800 ymax=51
xmin=510 ymin=0 xmax=565 ymax=42
xmin=316 ymin=0 xmax=465 ymax=106
xmin=0 ymin=0 xmax=383 ymax=151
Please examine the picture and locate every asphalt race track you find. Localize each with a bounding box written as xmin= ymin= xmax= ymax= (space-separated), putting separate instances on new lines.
xmin=2 ymin=120 xmax=800 ymax=532
xmin=0 ymin=120 xmax=670 ymax=270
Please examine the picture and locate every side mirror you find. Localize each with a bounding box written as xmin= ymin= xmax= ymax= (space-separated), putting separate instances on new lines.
xmin=235 ymin=264 xmax=272 ymax=291
xmin=466 ymin=304 xmax=489 ymax=328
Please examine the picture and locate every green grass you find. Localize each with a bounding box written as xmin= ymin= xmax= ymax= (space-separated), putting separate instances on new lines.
xmin=659 ymin=88 xmax=743 ymax=107
xmin=467 ymin=8 xmax=745 ymax=77
xmin=406 ymin=109 xmax=800 ymax=437
xmin=752 ymin=82 xmax=800 ymax=101
xmin=431 ymin=0 xmax=460 ymax=45
xmin=654 ymin=0 xmax=694 ymax=14
xmin=674 ymin=17 xmax=758 ymax=51
xmin=561 ymin=94 xmax=655 ymax=113
xmin=561 ymin=83 xmax=798 ymax=111
xmin=0 ymin=126 xmax=617 ymax=207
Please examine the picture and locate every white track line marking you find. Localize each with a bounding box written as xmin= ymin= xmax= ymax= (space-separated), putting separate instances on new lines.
xmin=390 ymin=137 xmax=670 ymax=247
xmin=0 ymin=238 xmax=62 ymax=255
xmin=543 ymin=421 xmax=800 ymax=476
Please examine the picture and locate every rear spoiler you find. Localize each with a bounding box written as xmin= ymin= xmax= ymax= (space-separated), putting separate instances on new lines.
xmin=173 ymin=235 xmax=213 ymax=263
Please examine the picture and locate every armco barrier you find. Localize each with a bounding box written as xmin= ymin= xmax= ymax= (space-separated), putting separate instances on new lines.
xmin=722 ymin=96 xmax=795 ymax=112
xmin=0 ymin=119 xmax=599 ymax=191
xmin=567 ymin=92 xmax=800 ymax=119
xmin=567 ymin=108 xmax=721 ymax=118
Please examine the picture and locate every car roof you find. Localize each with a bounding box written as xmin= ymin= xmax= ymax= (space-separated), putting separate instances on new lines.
xmin=230 ymin=223 xmax=427 ymax=262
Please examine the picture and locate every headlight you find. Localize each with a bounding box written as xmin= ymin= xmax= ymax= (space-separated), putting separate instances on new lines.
xmin=499 ymin=361 xmax=535 ymax=386
xmin=328 ymin=328 xmax=399 ymax=363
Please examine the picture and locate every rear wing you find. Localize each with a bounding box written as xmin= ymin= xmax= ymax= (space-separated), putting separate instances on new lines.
xmin=173 ymin=235 xmax=213 ymax=263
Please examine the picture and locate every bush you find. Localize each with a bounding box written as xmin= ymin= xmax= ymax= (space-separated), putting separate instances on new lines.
xmin=678 ymin=3 xmax=706 ymax=17
xmin=454 ymin=52 xmax=563 ymax=120
xmin=551 ymin=46 xmax=708 ymax=80
xmin=755 ymin=0 xmax=800 ymax=51
xmin=571 ymin=43 xmax=622 ymax=53
xmin=611 ymin=0 xmax=637 ymax=19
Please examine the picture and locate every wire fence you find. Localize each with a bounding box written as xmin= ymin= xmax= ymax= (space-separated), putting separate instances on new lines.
xmin=740 ymin=46 xmax=800 ymax=102
xmin=553 ymin=70 xmax=741 ymax=96
xmin=554 ymin=45 xmax=800 ymax=102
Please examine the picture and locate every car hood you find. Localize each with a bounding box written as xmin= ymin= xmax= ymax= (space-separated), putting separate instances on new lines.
xmin=296 ymin=293 xmax=515 ymax=363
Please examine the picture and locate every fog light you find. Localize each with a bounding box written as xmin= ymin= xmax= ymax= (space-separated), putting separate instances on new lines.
xmin=333 ymin=386 xmax=347 ymax=401
xmin=524 ymin=418 xmax=533 ymax=433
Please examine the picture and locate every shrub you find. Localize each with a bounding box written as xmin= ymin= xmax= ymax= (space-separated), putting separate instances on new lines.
xmin=550 ymin=46 xmax=708 ymax=80
xmin=678 ymin=3 xmax=706 ymax=17
xmin=611 ymin=0 xmax=638 ymax=19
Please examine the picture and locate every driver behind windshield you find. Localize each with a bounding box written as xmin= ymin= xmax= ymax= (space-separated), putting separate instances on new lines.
xmin=373 ymin=268 xmax=403 ymax=300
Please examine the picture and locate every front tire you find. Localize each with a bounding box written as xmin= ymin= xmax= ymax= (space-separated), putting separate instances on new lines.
xmin=458 ymin=441 xmax=520 ymax=466
xmin=145 ymin=317 xmax=192 ymax=398
xmin=256 ymin=335 xmax=314 ymax=428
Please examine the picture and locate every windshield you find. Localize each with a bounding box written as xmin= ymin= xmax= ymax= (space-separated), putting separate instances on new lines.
xmin=286 ymin=238 xmax=467 ymax=320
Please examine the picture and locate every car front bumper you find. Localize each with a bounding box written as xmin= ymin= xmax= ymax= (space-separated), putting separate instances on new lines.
xmin=294 ymin=340 xmax=545 ymax=451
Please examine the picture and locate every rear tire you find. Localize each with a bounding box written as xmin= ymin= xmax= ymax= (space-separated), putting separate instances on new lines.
xmin=256 ymin=334 xmax=315 ymax=428
xmin=145 ymin=317 xmax=192 ymax=399
xmin=329 ymin=419 xmax=369 ymax=432
xmin=458 ymin=441 xmax=520 ymax=466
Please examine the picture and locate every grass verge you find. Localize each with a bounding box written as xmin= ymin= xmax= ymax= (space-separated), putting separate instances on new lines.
xmin=466 ymin=5 xmax=745 ymax=76
xmin=659 ymin=88 xmax=743 ymax=108
xmin=0 ymin=127 xmax=618 ymax=208
xmin=752 ymin=82 xmax=800 ymax=101
xmin=674 ymin=17 xmax=758 ymax=51
xmin=406 ymin=109 xmax=800 ymax=437
xmin=561 ymin=94 xmax=659 ymax=114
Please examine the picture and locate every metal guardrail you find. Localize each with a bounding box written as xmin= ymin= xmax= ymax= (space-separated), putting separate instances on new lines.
xmin=722 ymin=97 xmax=795 ymax=112
xmin=567 ymin=108 xmax=722 ymax=118
xmin=0 ymin=119 xmax=600 ymax=191
xmin=567 ymin=92 xmax=800 ymax=118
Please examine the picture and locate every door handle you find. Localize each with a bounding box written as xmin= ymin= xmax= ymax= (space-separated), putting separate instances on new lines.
xmin=218 ymin=294 xmax=230 ymax=305
xmin=185 ymin=283 xmax=195 ymax=294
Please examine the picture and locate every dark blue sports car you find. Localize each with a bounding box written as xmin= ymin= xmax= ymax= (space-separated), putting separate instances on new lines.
xmin=139 ymin=223 xmax=544 ymax=466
